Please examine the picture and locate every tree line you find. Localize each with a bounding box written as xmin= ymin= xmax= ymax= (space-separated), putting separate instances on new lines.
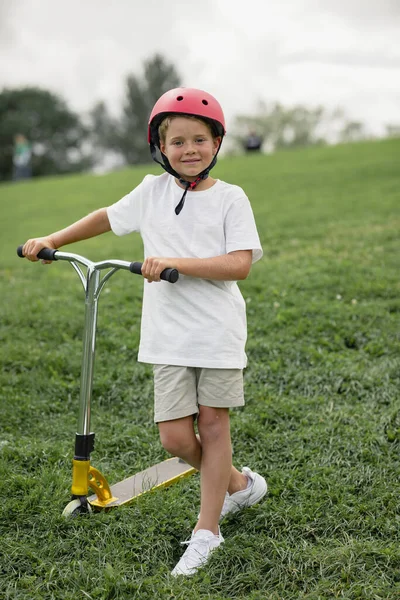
xmin=0 ymin=54 xmax=397 ymax=181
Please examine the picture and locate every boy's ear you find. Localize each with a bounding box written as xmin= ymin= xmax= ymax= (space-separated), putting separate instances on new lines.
xmin=213 ymin=136 xmax=222 ymax=154
xmin=160 ymin=142 xmax=166 ymax=154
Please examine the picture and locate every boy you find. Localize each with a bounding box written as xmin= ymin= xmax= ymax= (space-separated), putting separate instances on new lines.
xmin=22 ymin=88 xmax=267 ymax=577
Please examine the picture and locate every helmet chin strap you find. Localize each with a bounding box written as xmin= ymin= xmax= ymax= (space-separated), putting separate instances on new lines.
xmin=174 ymin=176 xmax=203 ymax=215
xmin=149 ymin=142 xmax=222 ymax=215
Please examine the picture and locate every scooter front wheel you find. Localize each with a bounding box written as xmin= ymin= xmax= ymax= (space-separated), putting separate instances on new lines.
xmin=62 ymin=497 xmax=93 ymax=518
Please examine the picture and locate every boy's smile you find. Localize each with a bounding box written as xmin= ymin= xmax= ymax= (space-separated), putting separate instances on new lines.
xmin=160 ymin=117 xmax=220 ymax=187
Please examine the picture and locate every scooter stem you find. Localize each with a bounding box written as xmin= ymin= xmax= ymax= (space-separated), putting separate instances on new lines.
xmin=77 ymin=265 xmax=100 ymax=436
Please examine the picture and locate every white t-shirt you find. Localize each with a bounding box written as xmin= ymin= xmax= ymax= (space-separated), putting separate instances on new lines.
xmin=107 ymin=173 xmax=262 ymax=368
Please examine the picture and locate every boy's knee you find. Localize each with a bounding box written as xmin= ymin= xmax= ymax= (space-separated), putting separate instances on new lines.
xmin=197 ymin=406 xmax=229 ymax=441
xmin=158 ymin=423 xmax=194 ymax=457
xmin=159 ymin=427 xmax=178 ymax=455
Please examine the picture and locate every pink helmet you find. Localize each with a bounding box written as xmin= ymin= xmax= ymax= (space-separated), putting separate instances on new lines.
xmin=148 ymin=87 xmax=226 ymax=146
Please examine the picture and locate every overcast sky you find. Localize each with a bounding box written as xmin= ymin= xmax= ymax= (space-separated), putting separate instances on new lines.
xmin=1 ymin=0 xmax=399 ymax=135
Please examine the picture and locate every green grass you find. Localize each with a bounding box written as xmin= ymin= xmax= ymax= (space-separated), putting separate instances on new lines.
xmin=1 ymin=138 xmax=400 ymax=599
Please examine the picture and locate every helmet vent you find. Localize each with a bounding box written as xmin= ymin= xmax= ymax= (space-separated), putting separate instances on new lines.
xmin=202 ymin=99 xmax=209 ymax=105
xmin=177 ymin=96 xmax=184 ymax=101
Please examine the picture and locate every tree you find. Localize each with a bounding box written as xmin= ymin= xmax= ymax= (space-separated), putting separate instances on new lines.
xmin=385 ymin=124 xmax=400 ymax=138
xmin=90 ymin=54 xmax=181 ymax=165
xmin=231 ymin=102 xmax=328 ymax=154
xmin=229 ymin=103 xmax=369 ymax=154
xmin=89 ymin=100 xmax=121 ymax=166
xmin=0 ymin=87 xmax=91 ymax=180
xmin=339 ymin=121 xmax=367 ymax=143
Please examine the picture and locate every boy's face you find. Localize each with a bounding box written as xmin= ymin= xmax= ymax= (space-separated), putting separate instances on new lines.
xmin=160 ymin=117 xmax=220 ymax=181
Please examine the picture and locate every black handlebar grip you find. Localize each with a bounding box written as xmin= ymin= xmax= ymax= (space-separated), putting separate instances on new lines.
xmin=17 ymin=245 xmax=58 ymax=261
xmin=129 ymin=262 xmax=143 ymax=275
xmin=129 ymin=261 xmax=179 ymax=283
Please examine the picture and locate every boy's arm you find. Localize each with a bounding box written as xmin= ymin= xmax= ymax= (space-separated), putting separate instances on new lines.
xmin=141 ymin=250 xmax=253 ymax=282
xmin=22 ymin=208 xmax=111 ymax=261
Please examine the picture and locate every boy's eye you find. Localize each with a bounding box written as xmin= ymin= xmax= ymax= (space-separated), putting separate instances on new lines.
xmin=171 ymin=137 xmax=206 ymax=146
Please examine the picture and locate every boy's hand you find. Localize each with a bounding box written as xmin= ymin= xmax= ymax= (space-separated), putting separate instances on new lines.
xmin=22 ymin=236 xmax=57 ymax=264
xmin=141 ymin=256 xmax=174 ymax=282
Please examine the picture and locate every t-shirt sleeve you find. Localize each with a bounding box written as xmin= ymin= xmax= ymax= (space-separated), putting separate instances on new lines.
xmin=107 ymin=175 xmax=151 ymax=236
xmin=225 ymin=193 xmax=263 ymax=263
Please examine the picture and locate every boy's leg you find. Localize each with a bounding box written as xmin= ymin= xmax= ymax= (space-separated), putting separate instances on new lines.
xmin=196 ymin=433 xmax=248 ymax=495
xmin=154 ymin=365 xmax=249 ymax=521
xmin=195 ymin=406 xmax=232 ymax=535
xmin=196 ymin=367 xmax=249 ymax=500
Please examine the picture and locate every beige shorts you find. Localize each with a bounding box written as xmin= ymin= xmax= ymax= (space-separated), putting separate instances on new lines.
xmin=153 ymin=364 xmax=245 ymax=423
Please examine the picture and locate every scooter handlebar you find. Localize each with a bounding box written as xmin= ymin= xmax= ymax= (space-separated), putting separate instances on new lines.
xmin=129 ymin=262 xmax=179 ymax=284
xmin=17 ymin=246 xmax=179 ymax=283
xmin=17 ymin=245 xmax=58 ymax=261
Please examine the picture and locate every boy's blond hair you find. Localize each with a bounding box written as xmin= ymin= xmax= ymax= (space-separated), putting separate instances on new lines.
xmin=158 ymin=115 xmax=215 ymax=144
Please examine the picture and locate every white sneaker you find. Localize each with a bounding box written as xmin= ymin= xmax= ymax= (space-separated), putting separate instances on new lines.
xmin=171 ymin=528 xmax=224 ymax=577
xmin=220 ymin=467 xmax=267 ymax=521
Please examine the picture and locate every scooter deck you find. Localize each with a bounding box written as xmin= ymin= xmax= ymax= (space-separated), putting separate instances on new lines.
xmin=88 ymin=457 xmax=196 ymax=509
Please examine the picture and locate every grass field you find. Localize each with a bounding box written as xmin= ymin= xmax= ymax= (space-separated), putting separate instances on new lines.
xmin=1 ymin=138 xmax=399 ymax=599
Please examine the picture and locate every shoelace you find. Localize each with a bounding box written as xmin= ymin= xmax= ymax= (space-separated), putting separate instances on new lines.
xmin=181 ymin=538 xmax=192 ymax=547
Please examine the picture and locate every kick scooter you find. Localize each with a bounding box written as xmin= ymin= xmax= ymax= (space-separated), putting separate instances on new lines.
xmin=17 ymin=246 xmax=196 ymax=517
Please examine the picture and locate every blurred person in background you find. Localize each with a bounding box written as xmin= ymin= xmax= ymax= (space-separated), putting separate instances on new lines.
xmin=13 ymin=134 xmax=32 ymax=181
xmin=244 ymin=130 xmax=262 ymax=153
